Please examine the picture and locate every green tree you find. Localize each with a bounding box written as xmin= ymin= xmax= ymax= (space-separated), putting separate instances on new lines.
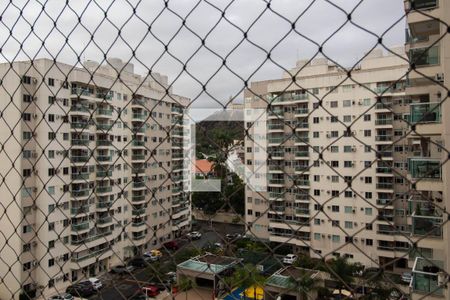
xmin=326 ymin=257 xmax=357 ymax=296
xmin=287 ymin=270 xmax=321 ymax=300
xmin=224 ymin=264 xmax=266 ymax=298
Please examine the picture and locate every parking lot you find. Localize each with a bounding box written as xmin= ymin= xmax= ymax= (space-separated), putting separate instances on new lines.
xmin=87 ymin=221 xmax=245 ymax=299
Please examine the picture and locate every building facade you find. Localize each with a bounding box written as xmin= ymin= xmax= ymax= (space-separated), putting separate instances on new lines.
xmin=404 ymin=0 xmax=450 ymax=298
xmin=244 ymin=45 xmax=448 ymax=294
xmin=0 ymin=58 xmax=191 ymax=299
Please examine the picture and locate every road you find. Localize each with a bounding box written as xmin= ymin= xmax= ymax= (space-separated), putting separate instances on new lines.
xmin=90 ymin=221 xmax=245 ymax=299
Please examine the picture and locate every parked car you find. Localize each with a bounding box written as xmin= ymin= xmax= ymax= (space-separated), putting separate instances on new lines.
xmin=128 ymin=257 xmax=148 ymax=268
xmin=86 ymin=278 xmax=102 ymax=290
xmin=225 ymin=233 xmax=242 ymax=241
xmin=163 ymin=240 xmax=179 ymax=250
xmin=66 ymin=282 xmax=96 ymax=298
xmin=111 ymin=264 xmax=135 ymax=275
xmin=283 ymin=254 xmax=298 ymax=264
xmin=142 ymin=285 xmax=160 ymax=297
xmin=166 ymin=271 xmax=177 ymax=283
xmin=48 ymin=293 xmax=74 ymax=300
xmin=214 ymin=242 xmax=223 ymax=249
xmin=186 ymin=231 xmax=202 ymax=240
xmin=143 ymin=249 xmax=162 ymax=261
xmin=129 ymin=293 xmax=148 ymax=300
xmin=401 ymin=272 xmax=412 ymax=284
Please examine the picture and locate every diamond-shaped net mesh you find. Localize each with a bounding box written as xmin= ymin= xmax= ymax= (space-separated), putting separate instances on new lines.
xmin=0 ymin=0 xmax=448 ymax=299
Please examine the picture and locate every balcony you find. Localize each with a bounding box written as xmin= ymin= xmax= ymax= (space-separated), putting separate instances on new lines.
xmin=71 ymin=105 xmax=90 ymax=113
xmin=294 ymin=108 xmax=309 ymax=115
xmin=97 ymin=216 xmax=113 ymax=225
xmin=132 ymin=140 xmax=145 ymax=147
xmin=71 ymin=122 xmax=91 ymax=129
xmin=71 ymin=189 xmax=90 ymax=198
xmin=96 ymin=186 xmax=113 ymax=194
xmin=132 ymin=113 xmax=146 ymax=120
xmin=269 ymin=192 xmax=284 ymax=200
xmin=295 ymin=208 xmax=309 ymax=215
xmin=270 ymin=206 xmax=285 ymax=212
xmin=71 ymin=139 xmax=91 ymax=146
xmin=96 ymin=92 xmax=113 ymax=100
xmin=71 ymin=247 xmax=111 ymax=262
xmin=96 ymin=201 xmax=113 ymax=209
xmin=268 ymin=109 xmax=284 ymax=118
xmin=71 ymin=173 xmax=90 ymax=180
xmin=376 ymin=183 xmax=393 ymax=190
xmin=408 ymin=158 xmax=441 ymax=179
xmin=71 ymin=205 xmax=90 ymax=215
xmin=376 ymin=167 xmax=392 ymax=174
xmin=96 ymin=155 xmax=112 ymax=162
xmin=408 ymin=0 xmax=438 ymax=10
xmin=294 ymin=180 xmax=310 ymax=186
xmin=268 ymin=124 xmax=284 ymax=130
xmin=268 ymin=178 xmax=284 ymax=185
xmin=409 ymin=46 xmax=439 ymax=67
xmin=132 ymin=154 xmax=146 ymax=161
xmin=268 ymin=137 xmax=285 ymax=144
xmin=412 ymin=214 xmax=442 ymax=238
xmin=268 ymin=165 xmax=284 ymax=172
xmin=132 ymin=194 xmax=146 ymax=202
xmin=270 ymin=93 xmax=308 ymax=103
xmin=410 ymin=102 xmax=441 ymax=124
xmin=375 ymin=135 xmax=393 ymax=142
xmin=375 ymin=119 xmax=393 ymax=125
xmin=132 ymin=127 xmax=145 ymax=134
xmin=132 ymin=208 xmax=146 ymax=216
xmin=96 ymin=170 xmax=112 ymax=177
xmin=412 ymin=257 xmax=443 ymax=296
xmin=295 ymin=165 xmax=309 ymax=172
xmin=71 ymin=87 xmax=92 ymax=97
xmin=295 ymin=151 xmax=309 ymax=158
xmin=172 ymin=107 xmax=183 ymax=114
xmin=71 ymin=222 xmax=90 ymax=231
xmin=96 ymin=123 xmax=113 ymax=131
xmin=96 ymin=109 xmax=113 ymax=117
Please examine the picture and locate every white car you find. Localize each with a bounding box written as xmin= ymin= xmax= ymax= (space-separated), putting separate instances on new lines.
xmin=401 ymin=272 xmax=412 ymax=284
xmin=186 ymin=231 xmax=202 ymax=240
xmin=88 ymin=277 xmax=103 ymax=290
xmin=283 ymin=254 xmax=298 ymax=264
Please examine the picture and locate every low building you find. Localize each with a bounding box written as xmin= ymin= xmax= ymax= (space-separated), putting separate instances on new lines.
xmin=264 ymin=266 xmax=326 ymax=300
xmin=194 ymin=159 xmax=215 ymax=178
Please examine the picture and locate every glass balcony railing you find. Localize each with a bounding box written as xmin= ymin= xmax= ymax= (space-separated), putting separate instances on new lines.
xmin=97 ymin=216 xmax=113 ymax=224
xmin=71 ymin=87 xmax=92 ymax=96
xmin=96 ymin=92 xmax=113 ymax=100
xmin=412 ymin=214 xmax=443 ymax=238
xmin=295 ymin=108 xmax=309 ymax=115
xmin=268 ymin=124 xmax=284 ymax=130
xmin=71 ymin=189 xmax=90 ymax=198
xmin=132 ymin=113 xmax=146 ymax=120
xmin=412 ymin=257 xmax=444 ymax=296
xmin=294 ymin=180 xmax=310 ymax=186
xmin=71 ymin=205 xmax=90 ymax=214
xmin=295 ymin=151 xmax=309 ymax=157
xmin=71 ymin=105 xmax=90 ymax=113
xmin=408 ymin=158 xmax=441 ymax=179
xmin=132 ymin=140 xmax=145 ymax=147
xmin=96 ymin=109 xmax=113 ymax=116
xmin=71 ymin=122 xmax=91 ymax=129
xmin=71 ymin=222 xmax=89 ymax=231
xmin=268 ymin=179 xmax=284 ymax=185
xmin=375 ymin=135 xmax=393 ymax=142
xmin=410 ymin=102 xmax=441 ymax=123
xmin=132 ymin=195 xmax=146 ymax=202
xmin=375 ymin=119 xmax=393 ymax=125
xmin=96 ymin=186 xmax=113 ymax=193
xmin=96 ymin=201 xmax=113 ymax=209
xmin=96 ymin=140 xmax=112 ymax=146
xmin=96 ymin=155 xmax=112 ymax=162
xmin=96 ymin=123 xmax=113 ymax=131
xmin=132 ymin=208 xmax=146 ymax=216
xmin=376 ymin=183 xmax=393 ymax=189
xmin=71 ymin=173 xmax=90 ymax=180
xmin=295 ymin=208 xmax=309 ymax=215
xmin=408 ymin=0 xmax=438 ymax=10
xmin=132 ymin=181 xmax=146 ymax=188
xmin=71 ymin=139 xmax=91 ymax=146
xmin=132 ymin=154 xmax=146 ymax=160
xmin=409 ymin=46 xmax=439 ymax=67
xmin=96 ymin=170 xmax=112 ymax=177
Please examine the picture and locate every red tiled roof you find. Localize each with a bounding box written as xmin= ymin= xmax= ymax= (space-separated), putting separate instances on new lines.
xmin=195 ymin=159 xmax=214 ymax=174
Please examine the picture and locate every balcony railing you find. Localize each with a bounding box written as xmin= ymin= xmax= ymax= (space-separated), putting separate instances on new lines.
xmin=375 ymin=119 xmax=393 ymax=125
xmin=408 ymin=0 xmax=438 ymax=10
xmin=71 ymin=222 xmax=89 ymax=231
xmin=409 ymin=46 xmax=440 ymax=67
xmin=408 ymin=158 xmax=441 ymax=179
xmin=410 ymin=102 xmax=441 ymax=124
xmin=376 ymin=183 xmax=393 ymax=189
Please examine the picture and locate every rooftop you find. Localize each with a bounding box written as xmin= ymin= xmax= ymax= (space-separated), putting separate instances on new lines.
xmin=194 ymin=159 xmax=214 ymax=174
xmin=266 ymin=266 xmax=321 ymax=289
xmin=177 ymin=253 xmax=241 ymax=275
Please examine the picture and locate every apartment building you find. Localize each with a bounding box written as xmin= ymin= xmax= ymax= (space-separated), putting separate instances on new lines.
xmin=404 ymin=0 xmax=450 ymax=298
xmin=0 ymin=58 xmax=191 ymax=299
xmin=243 ymin=47 xmax=448 ymax=284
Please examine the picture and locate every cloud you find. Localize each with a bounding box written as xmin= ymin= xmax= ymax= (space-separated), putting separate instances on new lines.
xmin=0 ymin=0 xmax=405 ymax=108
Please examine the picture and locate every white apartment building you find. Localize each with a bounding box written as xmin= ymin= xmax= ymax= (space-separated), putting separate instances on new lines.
xmin=404 ymin=0 xmax=449 ymax=298
xmin=244 ymin=45 xmax=448 ymax=286
xmin=0 ymin=58 xmax=191 ymax=299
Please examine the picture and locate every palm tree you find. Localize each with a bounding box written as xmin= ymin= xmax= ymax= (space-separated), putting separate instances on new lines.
xmin=287 ymin=270 xmax=321 ymax=300
xmin=224 ymin=264 xmax=266 ymax=299
xmin=326 ymin=257 xmax=357 ymax=297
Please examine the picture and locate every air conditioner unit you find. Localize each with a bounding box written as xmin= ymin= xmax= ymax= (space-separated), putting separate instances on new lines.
xmin=353 ymin=194 xmax=357 ymax=198
xmin=354 ymin=222 xmax=358 ymax=226
xmin=354 ymin=237 xmax=358 ymax=241
xmin=327 ymin=234 xmax=331 ymax=238
xmin=32 ymin=78 xmax=38 ymax=84
xmin=33 ymin=96 xmax=37 ymax=101
xmin=326 ymin=134 xmax=330 ymax=138
xmin=326 ymin=116 xmax=329 ymax=120
xmin=33 ymin=169 xmax=38 ymax=175
xmin=327 ymin=191 xmax=331 ymax=194
xmin=358 ymin=101 xmax=362 ymax=105
xmin=361 ymin=238 xmax=365 ymax=242
xmin=32 ymin=152 xmax=38 ymax=158
xmin=360 ymin=208 xmax=364 ymax=211
xmin=55 ymin=115 xmax=60 ymax=120
xmin=360 ymin=177 xmax=364 ymax=180
xmin=321 ymin=234 xmax=325 ymax=237
xmin=326 ymin=176 xmax=330 ymax=179
xmin=352 ymin=209 xmax=356 ymax=213
xmin=32 ymin=114 xmax=38 ymax=119
xmin=32 ymin=261 xmax=38 ymax=267
xmin=352 ymin=101 xmax=355 ymax=105
xmin=352 ymin=147 xmax=356 ymax=152
xmin=435 ymin=73 xmax=444 ymax=82
xmin=33 ymin=187 xmax=38 ymax=193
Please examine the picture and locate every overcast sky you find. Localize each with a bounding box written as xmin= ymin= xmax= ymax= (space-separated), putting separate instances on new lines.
xmin=0 ymin=0 xmax=406 ymax=111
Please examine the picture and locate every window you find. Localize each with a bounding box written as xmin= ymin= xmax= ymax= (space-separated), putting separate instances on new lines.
xmin=332 ymin=235 xmax=340 ymax=243
xmin=313 ymin=117 xmax=319 ymax=124
xmin=48 ymin=114 xmax=55 ymax=122
xmin=364 ymin=130 xmax=371 ymax=137
xmin=23 ymin=262 xmax=31 ymax=271
xmin=22 ymin=113 xmax=31 ymax=121
xmin=48 ymin=258 xmax=55 ymax=267
xmin=345 ymin=221 xmax=353 ymax=229
xmin=314 ymin=175 xmax=320 ymax=182
xmin=48 ymin=240 xmax=55 ymax=248
xmin=48 ymin=168 xmax=55 ymax=176
xmin=344 ymin=206 xmax=353 ymax=213
xmin=365 ymin=208 xmax=373 ymax=215
xmin=314 ymin=218 xmax=321 ymax=225
xmin=332 ymin=220 xmax=340 ymax=227
xmin=48 ymin=132 xmax=56 ymax=140
xmin=247 ymin=209 xmax=253 ymax=215
xmin=330 ymin=101 xmax=338 ymax=108
xmin=364 ymin=145 xmax=371 ymax=152
xmin=330 ymin=131 xmax=338 ymax=138
xmin=343 ymin=115 xmax=351 ymax=122
xmin=331 ymin=176 xmax=339 ymax=183
xmin=23 ymin=243 xmax=31 ymax=252
xmin=331 ymin=205 xmax=339 ymax=212
xmin=330 ymin=146 xmax=339 ymax=153
xmin=366 ymin=239 xmax=373 ymax=246
xmin=313 ymin=132 xmax=319 ymax=138
xmin=363 ymin=98 xmax=371 ymax=106
xmin=48 ymin=204 xmax=55 ymax=213
xmin=343 ymin=100 xmax=351 ymax=107
xmin=48 ymin=96 xmax=55 ymax=104
xmin=23 ymin=94 xmax=32 ymax=102
xmin=48 ymin=78 xmax=55 ymax=86
xmin=23 ymin=225 xmax=32 ymax=233
xmin=365 ymin=192 xmax=372 ymax=199
xmin=332 ymin=190 xmax=339 ymax=197
xmin=330 ymin=116 xmax=338 ymax=123
xmin=47 ymin=186 xmax=55 ymax=195
xmin=314 ymin=233 xmax=321 ymax=240
xmin=331 ymin=161 xmax=339 ymax=167
xmin=22 ymin=76 xmax=32 ymax=84
xmin=23 ymin=169 xmax=31 ymax=177
xmin=363 ymin=114 xmax=371 ymax=121
xmin=314 ymin=190 xmax=320 ymax=196
xmin=48 ymin=150 xmax=54 ymax=158
xmin=23 ymin=131 xmax=32 ymax=140
xmin=48 ymin=222 xmax=55 ymax=231
xmin=344 ymin=191 xmax=353 ymax=198
xmin=365 ymin=177 xmax=372 ymax=184
xmin=344 ymin=161 xmax=353 ymax=168
xmin=365 ymin=223 xmax=373 ymax=230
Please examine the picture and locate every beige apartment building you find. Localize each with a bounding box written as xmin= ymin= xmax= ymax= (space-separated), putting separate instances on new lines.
xmin=244 ymin=43 xmax=447 ymax=296
xmin=0 ymin=58 xmax=191 ymax=299
xmin=404 ymin=0 xmax=450 ymax=299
